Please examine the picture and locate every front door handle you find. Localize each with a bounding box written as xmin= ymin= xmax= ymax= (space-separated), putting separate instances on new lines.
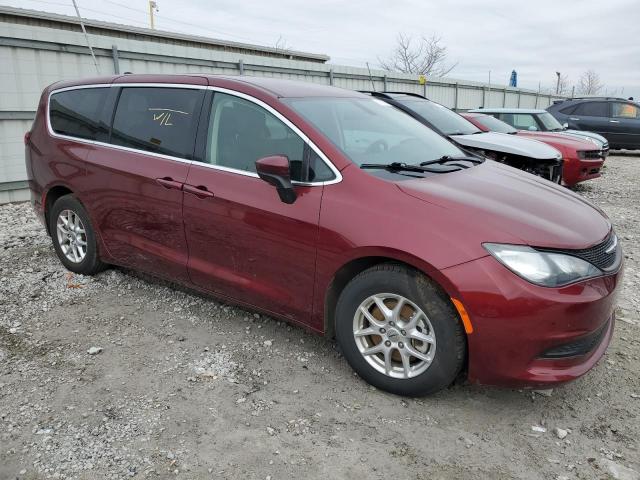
xmin=609 ymin=120 xmax=620 ymax=123
xmin=569 ymin=117 xmax=580 ymax=121
xmin=156 ymin=177 xmax=184 ymax=190
xmin=184 ymin=184 xmax=214 ymax=198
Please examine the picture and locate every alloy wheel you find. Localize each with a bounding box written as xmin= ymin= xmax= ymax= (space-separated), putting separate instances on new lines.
xmin=352 ymin=293 xmax=436 ymax=379
xmin=56 ymin=209 xmax=87 ymax=263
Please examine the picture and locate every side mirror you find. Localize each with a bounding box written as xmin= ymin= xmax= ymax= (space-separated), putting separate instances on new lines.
xmin=527 ymin=125 xmax=538 ymax=131
xmin=562 ymin=122 xmax=569 ymax=129
xmin=255 ymin=155 xmax=297 ymax=204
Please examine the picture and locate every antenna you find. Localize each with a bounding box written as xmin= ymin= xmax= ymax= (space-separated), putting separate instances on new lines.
xmin=366 ymin=62 xmax=376 ymax=92
xmin=71 ymin=0 xmax=100 ymax=74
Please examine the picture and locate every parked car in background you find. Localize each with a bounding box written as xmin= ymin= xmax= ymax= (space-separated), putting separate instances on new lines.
xmin=547 ymin=97 xmax=640 ymax=150
xmin=472 ymin=107 xmax=609 ymax=155
xmin=362 ymin=92 xmax=563 ymax=183
xmin=26 ymin=75 xmax=622 ymax=396
xmin=461 ymin=112 xmax=605 ymax=187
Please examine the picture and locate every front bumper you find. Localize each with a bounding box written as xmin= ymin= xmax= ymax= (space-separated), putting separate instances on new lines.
xmin=443 ymin=255 xmax=623 ymax=388
xmin=563 ymin=157 xmax=605 ymax=186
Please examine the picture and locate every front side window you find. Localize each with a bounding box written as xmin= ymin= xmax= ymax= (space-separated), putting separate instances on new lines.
xmin=573 ymin=102 xmax=608 ymax=117
xmin=473 ymin=114 xmax=516 ymax=134
xmin=205 ymin=93 xmax=334 ymax=182
xmin=284 ymin=97 xmax=463 ymax=166
xmin=395 ymin=99 xmax=480 ymax=135
xmin=612 ymin=102 xmax=640 ymax=119
xmin=49 ymin=88 xmax=110 ymax=141
xmin=537 ymin=112 xmax=564 ymax=131
xmin=111 ymin=87 xmax=204 ymax=159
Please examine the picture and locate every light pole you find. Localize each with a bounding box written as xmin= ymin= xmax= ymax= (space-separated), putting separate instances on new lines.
xmin=149 ymin=1 xmax=159 ymax=30
xmin=555 ymin=71 xmax=561 ymax=95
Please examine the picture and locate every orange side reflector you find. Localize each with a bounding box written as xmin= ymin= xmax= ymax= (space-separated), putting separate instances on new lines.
xmin=451 ymin=298 xmax=473 ymax=334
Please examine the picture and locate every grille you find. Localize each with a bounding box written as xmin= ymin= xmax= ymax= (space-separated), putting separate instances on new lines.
xmin=540 ymin=319 xmax=609 ymax=359
xmin=539 ymin=232 xmax=620 ymax=271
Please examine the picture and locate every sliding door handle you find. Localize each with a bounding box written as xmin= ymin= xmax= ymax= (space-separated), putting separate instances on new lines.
xmin=156 ymin=177 xmax=184 ymax=190
xmin=184 ymin=184 xmax=214 ymax=198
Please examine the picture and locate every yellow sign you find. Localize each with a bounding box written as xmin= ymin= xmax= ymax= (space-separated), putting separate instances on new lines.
xmin=418 ymin=75 xmax=426 ymax=85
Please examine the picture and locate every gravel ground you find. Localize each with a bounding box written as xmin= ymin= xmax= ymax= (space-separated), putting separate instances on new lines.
xmin=1 ymin=155 xmax=639 ymax=480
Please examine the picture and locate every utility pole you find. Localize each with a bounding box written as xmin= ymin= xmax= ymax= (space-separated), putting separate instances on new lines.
xmin=487 ymin=70 xmax=491 ymax=107
xmin=555 ymin=71 xmax=561 ymax=94
xmin=148 ymin=1 xmax=159 ymax=29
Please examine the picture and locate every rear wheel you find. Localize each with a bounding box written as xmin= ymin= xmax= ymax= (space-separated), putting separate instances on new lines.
xmin=49 ymin=194 xmax=106 ymax=275
xmin=335 ymin=263 xmax=466 ymax=396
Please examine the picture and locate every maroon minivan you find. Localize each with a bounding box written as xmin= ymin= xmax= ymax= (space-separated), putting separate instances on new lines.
xmin=25 ymin=75 xmax=623 ymax=396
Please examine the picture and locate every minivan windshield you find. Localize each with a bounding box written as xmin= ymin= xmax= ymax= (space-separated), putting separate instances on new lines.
xmin=474 ymin=114 xmax=517 ymax=134
xmin=538 ymin=112 xmax=564 ymax=131
xmin=395 ymin=99 xmax=481 ymax=136
xmin=284 ymin=97 xmax=464 ymax=167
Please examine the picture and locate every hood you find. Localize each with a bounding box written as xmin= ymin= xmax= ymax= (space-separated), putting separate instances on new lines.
xmin=397 ymin=160 xmax=610 ymax=249
xmin=516 ymin=131 xmax=597 ymax=150
xmin=452 ymin=131 xmax=561 ymax=160
xmin=563 ymin=130 xmax=607 ymax=146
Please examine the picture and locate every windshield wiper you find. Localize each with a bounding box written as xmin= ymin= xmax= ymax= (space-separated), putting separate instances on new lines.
xmin=419 ymin=155 xmax=484 ymax=168
xmin=360 ymin=162 xmax=462 ymax=173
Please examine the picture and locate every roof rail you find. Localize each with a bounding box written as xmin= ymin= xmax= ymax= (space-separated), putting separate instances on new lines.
xmin=569 ymin=96 xmax=629 ymax=101
xmin=357 ymin=91 xmax=394 ymax=99
xmin=383 ymin=91 xmax=428 ymax=99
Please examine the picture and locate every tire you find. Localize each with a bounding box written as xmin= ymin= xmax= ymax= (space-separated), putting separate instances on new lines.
xmin=335 ymin=263 xmax=466 ymax=396
xmin=49 ymin=194 xmax=107 ymax=275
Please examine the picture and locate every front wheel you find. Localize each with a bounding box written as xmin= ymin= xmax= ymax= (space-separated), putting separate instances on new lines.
xmin=49 ymin=194 xmax=107 ymax=275
xmin=335 ymin=264 xmax=466 ymax=396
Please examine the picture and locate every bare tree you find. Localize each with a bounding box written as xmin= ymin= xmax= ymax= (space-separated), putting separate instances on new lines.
xmin=378 ymin=33 xmax=457 ymax=77
xmin=578 ymin=70 xmax=604 ymax=95
xmin=274 ymin=35 xmax=292 ymax=52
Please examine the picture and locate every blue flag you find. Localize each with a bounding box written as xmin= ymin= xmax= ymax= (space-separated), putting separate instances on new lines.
xmin=509 ymin=70 xmax=517 ymax=87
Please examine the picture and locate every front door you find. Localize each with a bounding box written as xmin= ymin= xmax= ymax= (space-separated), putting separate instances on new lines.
xmin=183 ymin=91 xmax=336 ymax=323
xmin=608 ymin=102 xmax=640 ymax=148
xmin=84 ymin=86 xmax=205 ymax=283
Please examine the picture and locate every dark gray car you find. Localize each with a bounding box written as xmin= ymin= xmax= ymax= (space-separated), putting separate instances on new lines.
xmin=547 ymin=97 xmax=640 ymax=150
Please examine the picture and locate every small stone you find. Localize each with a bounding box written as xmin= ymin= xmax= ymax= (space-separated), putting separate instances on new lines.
xmin=19 ymin=469 xmax=27 ymax=475
xmin=236 ymin=397 xmax=246 ymax=404
xmin=266 ymin=426 xmax=276 ymax=436
xmin=533 ymin=389 xmax=553 ymax=397
xmin=531 ymin=425 xmax=547 ymax=433
xmin=87 ymin=346 xmax=102 ymax=355
xmin=598 ymin=458 xmax=640 ymax=480
xmin=263 ymin=340 xmax=273 ymax=347
xmin=554 ymin=427 xmax=568 ymax=439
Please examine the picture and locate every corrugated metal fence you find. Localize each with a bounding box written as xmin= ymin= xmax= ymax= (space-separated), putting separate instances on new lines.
xmin=0 ymin=15 xmax=565 ymax=203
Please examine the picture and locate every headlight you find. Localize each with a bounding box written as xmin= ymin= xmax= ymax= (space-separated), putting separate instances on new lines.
xmin=483 ymin=243 xmax=601 ymax=287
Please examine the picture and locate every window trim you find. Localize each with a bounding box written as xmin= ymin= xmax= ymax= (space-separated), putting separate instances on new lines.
xmin=46 ymin=83 xmax=342 ymax=187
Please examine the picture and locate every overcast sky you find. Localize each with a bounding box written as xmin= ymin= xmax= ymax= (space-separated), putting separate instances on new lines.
xmin=5 ymin=0 xmax=640 ymax=97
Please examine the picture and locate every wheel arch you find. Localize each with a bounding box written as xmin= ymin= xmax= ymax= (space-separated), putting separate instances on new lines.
xmin=322 ymin=249 xmax=461 ymax=339
xmin=43 ymin=184 xmax=74 ymax=235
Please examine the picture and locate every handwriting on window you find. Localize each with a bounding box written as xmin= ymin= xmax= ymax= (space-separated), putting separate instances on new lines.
xmin=148 ymin=108 xmax=189 ymax=126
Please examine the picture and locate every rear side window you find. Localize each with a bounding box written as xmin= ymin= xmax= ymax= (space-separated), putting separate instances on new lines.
xmin=559 ymin=105 xmax=577 ymax=114
xmin=507 ymin=114 xmax=538 ymax=130
xmin=49 ymin=88 xmax=110 ymax=141
xmin=573 ymin=102 xmax=608 ymax=117
xmin=111 ymin=87 xmax=204 ymax=159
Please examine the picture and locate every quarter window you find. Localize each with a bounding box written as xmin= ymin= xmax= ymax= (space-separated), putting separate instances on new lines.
xmin=49 ymin=88 xmax=110 ymax=141
xmin=612 ymin=102 xmax=640 ymax=119
xmin=572 ymin=102 xmax=608 ymax=117
xmin=111 ymin=87 xmax=204 ymax=159
xmin=205 ymin=93 xmax=334 ymax=182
